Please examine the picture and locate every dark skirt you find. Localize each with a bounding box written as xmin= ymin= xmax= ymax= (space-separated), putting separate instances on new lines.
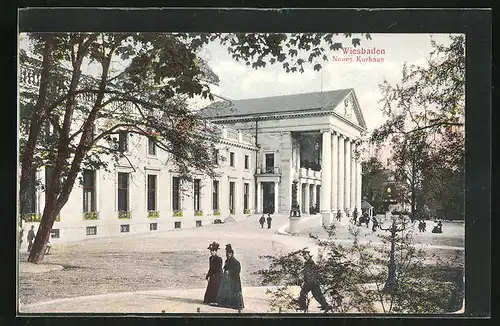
xmin=203 ymin=273 xmax=222 ymax=304
xmin=216 ymin=273 xmax=244 ymax=309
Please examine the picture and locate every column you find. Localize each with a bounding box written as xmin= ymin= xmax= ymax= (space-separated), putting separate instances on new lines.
xmin=331 ymin=132 xmax=338 ymax=213
xmin=320 ymin=130 xmax=332 ymax=226
xmin=344 ymin=138 xmax=351 ymax=214
xmin=274 ymin=182 xmax=279 ymax=214
xmin=337 ymin=135 xmax=345 ymax=217
xmin=304 ymin=183 xmax=310 ymax=214
xmin=297 ymin=179 xmax=302 ymax=213
xmin=356 ymin=152 xmax=362 ymax=211
xmin=257 ymin=182 xmax=262 ymax=214
xmin=351 ymin=141 xmax=357 ymax=210
xmin=311 ymin=183 xmax=317 ymax=208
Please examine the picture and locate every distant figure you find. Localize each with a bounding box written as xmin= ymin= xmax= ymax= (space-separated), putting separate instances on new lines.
xmin=432 ymin=220 xmax=443 ymax=233
xmin=44 ymin=240 xmax=52 ymax=255
xmin=418 ymin=219 xmax=427 ymax=232
xmin=294 ymin=250 xmax=332 ymax=312
xmin=203 ymin=242 xmax=223 ymax=305
xmin=336 ymin=210 xmax=341 ymax=222
xmin=259 ymin=214 xmax=265 ymax=229
xmin=27 ymin=226 xmax=35 ymax=252
xmin=353 ymin=207 xmax=359 ymax=225
xmin=266 ymin=214 xmax=273 ymax=229
xmin=371 ymin=217 xmax=379 ymax=232
xmin=363 ymin=213 xmax=370 ymax=228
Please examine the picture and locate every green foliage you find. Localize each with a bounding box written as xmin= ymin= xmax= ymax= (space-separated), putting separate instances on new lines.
xmin=370 ymin=35 xmax=465 ymax=219
xmin=148 ymin=210 xmax=160 ymax=218
xmin=173 ymin=210 xmax=183 ymax=217
xmin=83 ymin=211 xmax=99 ymax=220
xmin=118 ymin=211 xmax=131 ymax=219
xmin=244 ymin=208 xmax=252 ymax=214
xmin=195 ymin=210 xmax=203 ymax=216
xmin=362 ymin=157 xmax=392 ymax=211
xmin=23 ymin=213 xmax=41 ymax=222
xmin=256 ymin=222 xmax=463 ymax=313
xmin=213 ymin=209 xmax=221 ymax=216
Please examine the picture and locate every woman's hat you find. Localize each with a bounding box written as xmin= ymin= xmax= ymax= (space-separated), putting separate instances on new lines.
xmin=225 ymin=244 xmax=234 ymax=253
xmin=207 ymin=242 xmax=220 ymax=251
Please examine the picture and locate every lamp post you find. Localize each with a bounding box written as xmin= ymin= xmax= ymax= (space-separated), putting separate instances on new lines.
xmin=380 ymin=185 xmax=403 ymax=293
xmin=289 ymin=180 xmax=301 ymax=235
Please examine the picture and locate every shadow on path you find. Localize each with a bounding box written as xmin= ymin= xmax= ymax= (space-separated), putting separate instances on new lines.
xmin=144 ymin=295 xmax=205 ymax=305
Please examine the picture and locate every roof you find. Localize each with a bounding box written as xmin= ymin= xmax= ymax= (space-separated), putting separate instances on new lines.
xmin=199 ymin=89 xmax=353 ymax=119
xmin=361 ymin=200 xmax=374 ymax=209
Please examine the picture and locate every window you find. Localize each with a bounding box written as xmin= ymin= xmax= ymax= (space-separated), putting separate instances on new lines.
xmin=193 ymin=179 xmax=201 ymax=211
xmin=86 ymin=226 xmax=97 ymax=236
xmin=212 ymin=180 xmax=219 ymax=210
xmin=120 ymin=224 xmax=130 ymax=233
xmin=118 ymin=131 xmax=128 ymax=152
xmin=117 ymin=172 xmax=129 ymax=212
xmin=196 ymin=220 xmax=202 ymax=227
xmin=230 ymin=152 xmax=235 ymax=167
xmin=174 ymin=221 xmax=181 ymax=229
xmin=229 ymin=181 xmax=235 ymax=213
xmin=147 ymin=174 xmax=157 ymax=211
xmin=172 ymin=177 xmax=181 ymax=211
xmin=265 ymin=153 xmax=275 ymax=173
xmin=213 ymin=149 xmax=219 ymax=164
xmin=51 ymin=229 xmax=60 ymax=238
xmin=244 ymin=155 xmax=249 ymax=169
xmin=82 ymin=170 xmax=96 ymax=212
xmin=244 ymin=183 xmax=249 ymax=211
xmin=150 ymin=223 xmax=158 ymax=231
xmin=148 ymin=137 xmax=156 ymax=156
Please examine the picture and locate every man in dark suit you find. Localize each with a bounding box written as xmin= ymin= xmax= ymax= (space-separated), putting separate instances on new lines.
xmin=294 ymin=250 xmax=332 ymax=312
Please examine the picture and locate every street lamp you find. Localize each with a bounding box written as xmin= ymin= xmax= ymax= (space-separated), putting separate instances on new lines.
xmin=380 ymin=185 xmax=404 ymax=293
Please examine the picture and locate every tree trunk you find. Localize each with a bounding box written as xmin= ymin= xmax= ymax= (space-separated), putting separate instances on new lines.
xmin=28 ymin=43 xmax=111 ymax=264
xmin=27 ymin=37 xmax=87 ymax=264
xmin=19 ymin=34 xmax=53 ymax=216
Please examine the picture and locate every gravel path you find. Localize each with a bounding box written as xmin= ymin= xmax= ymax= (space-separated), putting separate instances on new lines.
xmin=18 ymin=214 xmax=464 ymax=306
xmin=18 ymin=215 xmax=304 ymax=305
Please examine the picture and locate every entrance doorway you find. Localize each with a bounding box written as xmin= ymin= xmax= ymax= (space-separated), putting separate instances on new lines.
xmin=262 ymin=182 xmax=275 ymax=214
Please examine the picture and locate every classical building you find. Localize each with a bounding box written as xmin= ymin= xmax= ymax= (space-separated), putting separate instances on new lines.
xmin=201 ymin=89 xmax=367 ymax=225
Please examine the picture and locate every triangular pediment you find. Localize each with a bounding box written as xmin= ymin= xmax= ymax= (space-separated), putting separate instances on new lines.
xmin=333 ymin=90 xmax=367 ymax=130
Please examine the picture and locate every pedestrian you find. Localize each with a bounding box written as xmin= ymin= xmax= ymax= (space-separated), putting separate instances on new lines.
xmin=266 ymin=214 xmax=272 ymax=229
xmin=371 ymin=217 xmax=379 ymax=232
xmin=259 ymin=214 xmax=265 ymax=229
xmin=364 ymin=213 xmax=370 ymax=228
xmin=203 ymin=242 xmax=223 ymax=305
xmin=336 ymin=210 xmax=341 ymax=222
xmin=44 ymin=240 xmax=52 ymax=255
xmin=216 ymin=244 xmax=244 ymax=309
xmin=27 ymin=225 xmax=35 ymax=252
xmin=422 ymin=220 xmax=427 ymax=232
xmin=353 ymin=207 xmax=358 ymax=225
xmin=437 ymin=220 xmax=443 ymax=233
xmin=293 ymin=250 xmax=332 ymax=312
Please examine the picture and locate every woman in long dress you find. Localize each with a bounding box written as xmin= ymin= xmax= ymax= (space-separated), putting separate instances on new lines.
xmin=216 ymin=244 xmax=244 ymax=309
xmin=203 ymin=242 xmax=223 ymax=304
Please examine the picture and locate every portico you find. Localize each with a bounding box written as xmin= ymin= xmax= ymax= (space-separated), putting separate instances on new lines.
xmin=200 ymin=88 xmax=367 ymax=224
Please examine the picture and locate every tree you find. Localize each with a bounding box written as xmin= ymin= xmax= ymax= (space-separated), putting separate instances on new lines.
xmin=361 ymin=157 xmax=391 ymax=212
xmin=20 ymin=32 xmax=371 ymax=263
xmin=370 ymin=35 xmax=465 ymax=221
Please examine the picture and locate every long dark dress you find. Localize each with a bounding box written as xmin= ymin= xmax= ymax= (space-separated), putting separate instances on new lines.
xmin=216 ymin=256 xmax=244 ymax=309
xmin=203 ymin=255 xmax=223 ymax=304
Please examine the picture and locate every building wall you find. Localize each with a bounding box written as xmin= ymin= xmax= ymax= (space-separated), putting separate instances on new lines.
xmin=21 ymin=130 xmax=257 ymax=245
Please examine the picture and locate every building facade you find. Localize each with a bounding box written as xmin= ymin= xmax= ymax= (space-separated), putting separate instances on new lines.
xmin=201 ymin=89 xmax=367 ymax=226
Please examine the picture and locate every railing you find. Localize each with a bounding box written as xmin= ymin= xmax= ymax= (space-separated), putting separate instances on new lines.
xmin=299 ymin=168 xmax=322 ymax=179
xmin=257 ymin=167 xmax=281 ymax=175
xmin=241 ymin=134 xmax=253 ymax=144
xmin=226 ymin=129 xmax=238 ymax=140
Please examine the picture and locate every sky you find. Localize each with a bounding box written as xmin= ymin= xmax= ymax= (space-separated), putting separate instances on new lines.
xmin=20 ymin=33 xmax=456 ymax=133
xmin=194 ymin=33 xmax=455 ymax=132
